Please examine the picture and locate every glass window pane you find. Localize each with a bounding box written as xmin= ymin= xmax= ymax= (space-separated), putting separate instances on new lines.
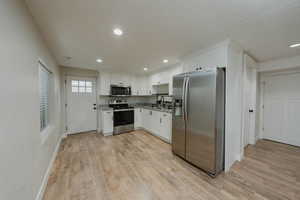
xmin=39 ymin=63 xmax=51 ymax=132
xmin=79 ymin=87 xmax=85 ymax=93
xmin=86 ymin=81 xmax=92 ymax=87
xmin=86 ymin=87 xmax=92 ymax=93
xmin=72 ymin=86 xmax=78 ymax=93
xmin=72 ymin=80 xmax=79 ymax=86
xmin=79 ymin=81 xmax=85 ymax=87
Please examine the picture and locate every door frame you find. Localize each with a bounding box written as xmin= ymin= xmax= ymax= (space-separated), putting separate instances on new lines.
xmin=64 ymin=75 xmax=99 ymax=135
xmin=259 ymin=68 xmax=300 ymax=141
xmin=241 ymin=55 xmax=258 ymax=157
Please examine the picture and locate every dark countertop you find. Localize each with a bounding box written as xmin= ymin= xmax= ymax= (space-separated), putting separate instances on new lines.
xmin=99 ymin=104 xmax=173 ymax=113
xmin=132 ymin=104 xmax=173 ymax=113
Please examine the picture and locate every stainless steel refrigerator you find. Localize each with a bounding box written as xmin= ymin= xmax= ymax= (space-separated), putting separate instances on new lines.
xmin=172 ymin=68 xmax=225 ymax=176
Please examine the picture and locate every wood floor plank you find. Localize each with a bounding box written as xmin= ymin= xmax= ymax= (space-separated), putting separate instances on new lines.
xmin=43 ymin=131 xmax=300 ymax=200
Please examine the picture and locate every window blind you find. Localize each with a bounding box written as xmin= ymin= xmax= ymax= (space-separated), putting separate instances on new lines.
xmin=39 ymin=62 xmax=51 ymax=131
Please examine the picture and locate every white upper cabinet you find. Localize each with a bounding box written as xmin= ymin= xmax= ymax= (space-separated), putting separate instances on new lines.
xmin=139 ymin=76 xmax=152 ymax=96
xmin=150 ymin=71 xmax=169 ymax=86
xmin=110 ymin=73 xmax=131 ymax=86
xmin=149 ymin=65 xmax=183 ymax=95
xmin=98 ymin=72 xmax=111 ymax=95
xmin=110 ymin=73 xmax=120 ymax=85
xmin=122 ymin=74 xmax=131 ymax=86
xmin=145 ymin=76 xmax=152 ymax=95
xmin=98 ymin=69 xmax=186 ymax=96
xmin=150 ymin=73 xmax=161 ymax=85
xmin=131 ymin=76 xmax=139 ymax=95
xmin=160 ymin=71 xmax=170 ymax=85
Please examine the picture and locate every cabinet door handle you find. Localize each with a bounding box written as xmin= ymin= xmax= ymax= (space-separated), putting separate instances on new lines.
xmin=160 ymin=118 xmax=162 ymax=123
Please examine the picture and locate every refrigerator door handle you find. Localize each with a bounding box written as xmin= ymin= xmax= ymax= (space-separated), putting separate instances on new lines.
xmin=185 ymin=77 xmax=190 ymax=120
xmin=182 ymin=77 xmax=187 ymax=120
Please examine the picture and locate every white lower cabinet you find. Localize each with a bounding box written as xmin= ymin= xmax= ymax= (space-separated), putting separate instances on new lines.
xmin=134 ymin=108 xmax=172 ymax=143
xmin=144 ymin=109 xmax=152 ymax=131
xmin=151 ymin=110 xmax=161 ymax=134
xmin=134 ymin=108 xmax=142 ymax=129
xmin=101 ymin=110 xmax=113 ymax=136
xmin=101 ymin=108 xmax=172 ymax=142
xmin=98 ymin=72 xmax=111 ymax=95
xmin=159 ymin=113 xmax=172 ymax=142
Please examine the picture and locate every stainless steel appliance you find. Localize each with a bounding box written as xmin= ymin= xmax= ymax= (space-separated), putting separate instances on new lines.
xmin=109 ymin=102 xmax=134 ymax=134
xmin=172 ymin=68 xmax=225 ymax=176
xmin=110 ymin=85 xmax=131 ymax=96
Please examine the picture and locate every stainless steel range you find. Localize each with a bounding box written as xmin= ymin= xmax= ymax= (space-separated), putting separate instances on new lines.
xmin=109 ymin=101 xmax=134 ymax=135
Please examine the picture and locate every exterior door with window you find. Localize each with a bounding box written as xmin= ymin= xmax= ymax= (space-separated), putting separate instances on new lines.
xmin=66 ymin=76 xmax=97 ymax=134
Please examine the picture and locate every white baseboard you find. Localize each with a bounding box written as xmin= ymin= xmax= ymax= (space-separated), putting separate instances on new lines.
xmin=236 ymin=153 xmax=243 ymax=162
xmin=103 ymin=131 xmax=113 ymax=136
xmin=141 ymin=128 xmax=171 ymax=144
xmin=35 ymin=133 xmax=64 ymax=200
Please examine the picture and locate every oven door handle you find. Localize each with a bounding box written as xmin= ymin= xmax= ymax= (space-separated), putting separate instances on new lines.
xmin=113 ymin=109 xmax=134 ymax=112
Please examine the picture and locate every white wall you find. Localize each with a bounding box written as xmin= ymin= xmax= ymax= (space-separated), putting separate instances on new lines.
xmin=224 ymin=42 xmax=244 ymax=170
xmin=0 ymin=1 xmax=62 ymax=200
xmin=240 ymin=54 xmax=258 ymax=159
xmin=258 ymin=55 xmax=300 ymax=72
xmin=243 ymin=54 xmax=257 ymax=146
xmin=182 ymin=40 xmax=228 ymax=72
xmin=256 ymin=73 xmax=263 ymax=140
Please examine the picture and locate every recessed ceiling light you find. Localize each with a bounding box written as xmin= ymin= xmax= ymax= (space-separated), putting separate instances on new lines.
xmin=96 ymin=59 xmax=103 ymax=63
xmin=143 ymin=67 xmax=148 ymax=71
xmin=289 ymin=43 xmax=300 ymax=48
xmin=163 ymin=59 xmax=169 ymax=63
xmin=113 ymin=28 xmax=123 ymax=36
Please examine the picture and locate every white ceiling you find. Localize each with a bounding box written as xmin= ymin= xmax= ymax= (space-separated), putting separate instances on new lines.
xmin=25 ymin=0 xmax=300 ymax=73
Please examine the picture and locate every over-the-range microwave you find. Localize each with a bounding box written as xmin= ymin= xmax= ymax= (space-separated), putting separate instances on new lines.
xmin=110 ymin=85 xmax=131 ymax=96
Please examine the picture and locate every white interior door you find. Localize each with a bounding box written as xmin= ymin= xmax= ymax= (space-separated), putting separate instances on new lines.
xmin=242 ymin=57 xmax=257 ymax=147
xmin=263 ymin=72 xmax=300 ymax=146
xmin=66 ymin=76 xmax=97 ymax=134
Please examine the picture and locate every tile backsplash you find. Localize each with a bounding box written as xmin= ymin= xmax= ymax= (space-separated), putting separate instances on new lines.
xmin=99 ymin=96 xmax=156 ymax=105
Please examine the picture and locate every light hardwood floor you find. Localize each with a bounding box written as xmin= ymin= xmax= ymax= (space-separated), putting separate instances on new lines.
xmin=43 ymin=130 xmax=300 ymax=200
